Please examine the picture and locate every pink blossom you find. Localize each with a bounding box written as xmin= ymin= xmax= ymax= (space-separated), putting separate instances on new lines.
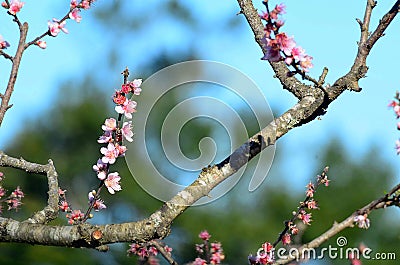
xmin=148 ymin=246 xmax=158 ymax=256
xmin=8 ymin=0 xmax=24 ymax=15
xmin=121 ymin=121 xmax=134 ymax=142
xmin=289 ymin=224 xmax=298 ymax=235
xmin=259 ymin=11 xmax=269 ymax=21
xmin=299 ymin=210 xmax=312 ymax=225
xmin=195 ymin=243 xmax=204 ymax=254
xmin=66 ymin=209 xmax=84 ymax=224
xmin=262 ymin=242 xmax=273 ymax=252
xmin=291 ymin=46 xmax=305 ymax=62
xmin=88 ymin=191 xmax=106 ymax=211
xmin=274 ymin=3 xmax=286 ymax=14
xmin=354 ymin=214 xmax=370 ymax=229
xmin=115 ymin=99 xmax=137 ymax=119
xmin=164 ymin=245 xmax=172 ymax=253
xmin=0 ymin=35 xmax=10 ymax=49
xmin=282 ymin=233 xmax=291 ymax=245
xmin=113 ymin=91 xmax=126 ymax=105
xmin=97 ymin=130 xmax=113 ymax=144
xmin=275 ymin=19 xmax=285 ymax=29
xmin=121 ymin=84 xmax=131 ymax=94
xmin=257 ymin=252 xmax=274 ymax=264
xmin=306 ymin=199 xmax=318 ymax=209
xmin=305 ymin=182 xmax=315 ymax=197
xmin=102 ymin=118 xmax=117 ymax=132
xmin=318 ymin=173 xmax=330 ymax=186
xmin=59 ymin=201 xmax=69 ymax=212
xmin=394 ymin=105 xmax=400 ymax=117
xmin=69 ymin=8 xmax=82 ymax=23
xmin=80 ymin=0 xmax=93 ymax=9
xmin=7 ymin=198 xmax=22 ymax=210
xmin=300 ymin=55 xmax=313 ymax=72
xmin=129 ymin=79 xmax=142 ymax=95
xmin=48 ymin=19 xmax=68 ymax=37
xmin=11 ymin=186 xmax=24 ymax=198
xmin=93 ymin=159 xmax=108 ymax=180
xmin=193 ymin=258 xmax=207 ymax=265
xmin=93 ymin=200 xmax=107 ymax=211
xmin=396 ymin=140 xmax=400 ymax=155
xmin=275 ymin=33 xmax=296 ymax=56
xmin=115 ymin=143 xmax=127 ymax=157
xmin=58 ymin=188 xmax=67 ymax=196
xmin=388 ymin=100 xmax=397 ymax=108
xmin=35 ymin=40 xmax=47 ymax=49
xmin=210 ymin=242 xmax=225 ymax=264
xmin=199 ymin=230 xmax=211 ymax=241
xmin=100 ymin=142 xmax=118 ymax=164
xmin=70 ymin=0 xmax=78 ymax=8
xmin=104 ymin=172 xmax=121 ymax=194
xmin=128 ymin=243 xmax=140 ymax=255
xmin=0 ymin=186 xmax=5 ymax=198
xmin=262 ymin=40 xmax=281 ymax=62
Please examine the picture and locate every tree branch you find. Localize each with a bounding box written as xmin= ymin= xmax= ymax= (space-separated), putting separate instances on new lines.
xmin=327 ymin=0 xmax=400 ymax=99
xmin=0 ymin=96 xmax=326 ymax=248
xmin=275 ymin=183 xmax=400 ymax=264
xmin=0 ymin=22 xmax=28 ymax=126
xmin=0 ymin=151 xmax=60 ymax=224
xmin=236 ymin=0 xmax=313 ymax=99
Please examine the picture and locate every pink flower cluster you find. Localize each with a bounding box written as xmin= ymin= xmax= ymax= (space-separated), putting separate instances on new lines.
xmin=127 ymin=242 xmax=172 ymax=265
xmin=34 ymin=0 xmax=95 ymax=49
xmin=1 ymin=0 xmax=24 ymax=15
xmin=0 ymin=173 xmax=24 ymax=214
xmin=388 ymin=98 xmax=400 ymax=154
xmin=249 ymin=242 xmax=274 ymax=265
xmin=259 ymin=2 xmax=313 ymax=72
xmin=93 ymin=79 xmax=141 ymax=196
xmin=194 ymin=230 xmax=225 ymax=265
xmin=58 ymin=188 xmax=83 ymax=224
xmin=354 ymin=214 xmax=370 ymax=229
xmin=0 ymin=34 xmax=10 ymax=49
xmin=58 ymin=76 xmax=141 ymax=225
xmin=249 ymin=168 xmax=329 ymax=264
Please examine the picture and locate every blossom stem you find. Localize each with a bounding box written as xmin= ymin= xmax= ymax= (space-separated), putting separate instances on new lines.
xmin=272 ymin=167 xmax=329 ymax=247
xmin=82 ymin=182 xmax=104 ymax=222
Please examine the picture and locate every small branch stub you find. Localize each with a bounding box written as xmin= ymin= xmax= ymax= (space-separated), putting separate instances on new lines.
xmin=92 ymin=230 xmax=103 ymax=240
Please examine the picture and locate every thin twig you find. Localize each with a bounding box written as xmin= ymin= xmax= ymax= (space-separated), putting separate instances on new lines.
xmin=0 ymin=22 xmax=28 ymax=126
xmin=275 ymin=183 xmax=400 ymax=264
xmin=151 ymin=240 xmax=178 ymax=265
xmin=0 ymin=50 xmax=13 ymax=61
xmin=328 ymin=0 xmax=400 ymax=98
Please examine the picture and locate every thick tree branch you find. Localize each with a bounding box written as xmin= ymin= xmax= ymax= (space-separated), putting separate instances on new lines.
xmin=0 ymin=151 xmax=59 ymax=224
xmin=0 ymin=95 xmax=325 ymax=248
xmin=0 ymin=0 xmax=399 ymax=254
xmin=275 ymin=183 xmax=400 ymax=264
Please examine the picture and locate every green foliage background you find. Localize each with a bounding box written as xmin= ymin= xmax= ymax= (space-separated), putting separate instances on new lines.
xmin=0 ymin=1 xmax=399 ymax=265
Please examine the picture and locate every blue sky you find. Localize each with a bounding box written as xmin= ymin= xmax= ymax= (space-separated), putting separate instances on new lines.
xmin=0 ymin=0 xmax=399 ymax=190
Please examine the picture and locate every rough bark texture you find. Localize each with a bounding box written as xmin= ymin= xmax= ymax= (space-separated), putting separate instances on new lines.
xmin=0 ymin=0 xmax=399 ymax=256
